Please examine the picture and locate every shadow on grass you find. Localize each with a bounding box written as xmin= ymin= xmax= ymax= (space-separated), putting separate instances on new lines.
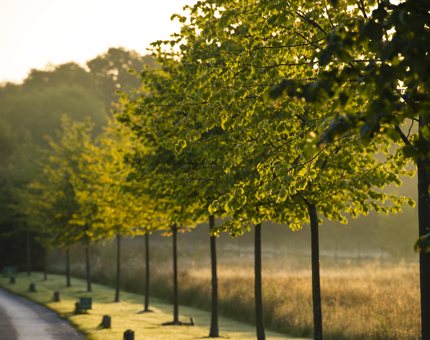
xmin=162 ymin=317 xmax=195 ymax=326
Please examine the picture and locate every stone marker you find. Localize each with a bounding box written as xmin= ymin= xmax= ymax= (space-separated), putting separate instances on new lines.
xmin=74 ymin=301 xmax=81 ymax=314
xmin=123 ymin=329 xmax=135 ymax=340
xmin=29 ymin=283 xmax=36 ymax=292
xmin=53 ymin=291 xmax=60 ymax=302
xmin=100 ymin=315 xmax=111 ymax=328
xmin=10 ymin=277 xmax=15 ymax=284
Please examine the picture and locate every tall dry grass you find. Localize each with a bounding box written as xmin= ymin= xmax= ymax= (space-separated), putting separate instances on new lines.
xmin=48 ymin=237 xmax=421 ymax=340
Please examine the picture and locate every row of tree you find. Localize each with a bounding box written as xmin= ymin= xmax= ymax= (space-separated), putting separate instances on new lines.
xmin=8 ymin=0 xmax=429 ymax=340
xmin=0 ymin=47 xmax=157 ymax=272
xmin=113 ymin=0 xmax=426 ymax=339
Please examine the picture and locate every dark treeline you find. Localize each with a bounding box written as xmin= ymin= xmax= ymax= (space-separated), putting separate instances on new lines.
xmin=0 ymin=47 xmax=157 ymax=271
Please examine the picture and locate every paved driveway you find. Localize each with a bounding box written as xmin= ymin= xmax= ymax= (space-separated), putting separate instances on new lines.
xmin=0 ymin=287 xmax=86 ymax=340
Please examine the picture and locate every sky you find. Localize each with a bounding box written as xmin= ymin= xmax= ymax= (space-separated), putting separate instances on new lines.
xmin=0 ymin=0 xmax=197 ymax=83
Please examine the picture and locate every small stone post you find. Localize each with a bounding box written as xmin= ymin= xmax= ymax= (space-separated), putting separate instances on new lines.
xmin=123 ymin=329 xmax=135 ymax=340
xmin=101 ymin=315 xmax=111 ymax=328
xmin=53 ymin=291 xmax=60 ymax=302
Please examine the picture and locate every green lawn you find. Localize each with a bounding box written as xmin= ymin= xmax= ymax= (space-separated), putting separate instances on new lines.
xmin=0 ymin=272 xmax=308 ymax=340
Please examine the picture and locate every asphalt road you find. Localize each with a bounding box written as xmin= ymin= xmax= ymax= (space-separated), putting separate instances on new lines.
xmin=0 ymin=287 xmax=86 ymax=340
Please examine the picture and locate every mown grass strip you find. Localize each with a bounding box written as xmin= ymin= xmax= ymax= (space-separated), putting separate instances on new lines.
xmin=0 ymin=272 xmax=307 ymax=340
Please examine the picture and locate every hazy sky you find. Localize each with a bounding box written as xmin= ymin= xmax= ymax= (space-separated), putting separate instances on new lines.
xmin=0 ymin=0 xmax=197 ymax=83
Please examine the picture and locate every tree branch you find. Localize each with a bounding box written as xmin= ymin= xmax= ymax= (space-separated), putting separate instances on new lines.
xmin=251 ymin=40 xmax=324 ymax=51
xmin=395 ymin=125 xmax=412 ymax=146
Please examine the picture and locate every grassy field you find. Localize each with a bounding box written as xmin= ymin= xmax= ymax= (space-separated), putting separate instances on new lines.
xmin=0 ymin=272 xmax=307 ymax=340
xmin=143 ymin=259 xmax=421 ymax=340
xmin=48 ymin=237 xmax=421 ymax=340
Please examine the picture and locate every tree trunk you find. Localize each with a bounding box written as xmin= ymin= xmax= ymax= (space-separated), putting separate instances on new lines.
xmin=144 ymin=231 xmax=150 ymax=311
xmin=26 ymin=231 xmax=31 ymax=276
xmin=43 ymin=248 xmax=47 ymax=281
xmin=85 ymin=245 xmax=91 ymax=292
xmin=115 ymin=233 xmax=121 ymax=302
xmin=418 ymin=119 xmax=430 ymax=340
xmin=172 ymin=225 xmax=179 ymax=324
xmin=334 ymin=239 xmax=338 ymax=263
xmin=66 ymin=248 xmax=71 ymax=287
xmin=255 ymin=223 xmax=265 ymax=340
xmin=306 ymin=202 xmax=323 ymax=340
xmin=209 ymin=215 xmax=219 ymax=337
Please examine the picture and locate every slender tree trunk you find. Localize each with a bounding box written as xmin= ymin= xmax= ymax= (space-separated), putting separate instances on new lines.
xmin=26 ymin=231 xmax=31 ymax=276
xmin=66 ymin=249 xmax=71 ymax=287
xmin=172 ymin=225 xmax=179 ymax=324
xmin=255 ymin=223 xmax=265 ymax=340
xmin=418 ymin=119 xmax=430 ymax=340
xmin=115 ymin=233 xmax=121 ymax=302
xmin=306 ymin=202 xmax=323 ymax=340
xmin=144 ymin=231 xmax=150 ymax=312
xmin=85 ymin=245 xmax=91 ymax=292
xmin=357 ymin=240 xmax=361 ymax=261
xmin=209 ymin=215 xmax=219 ymax=337
xmin=334 ymin=239 xmax=338 ymax=263
xmin=43 ymin=248 xmax=47 ymax=281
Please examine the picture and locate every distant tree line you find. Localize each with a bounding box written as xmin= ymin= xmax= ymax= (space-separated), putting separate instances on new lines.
xmin=3 ymin=1 xmax=430 ymax=340
xmin=0 ymin=47 xmax=157 ymax=272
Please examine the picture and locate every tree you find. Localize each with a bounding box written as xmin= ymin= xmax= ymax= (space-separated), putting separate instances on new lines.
xmin=0 ymin=50 xmax=155 ymax=273
xmin=42 ymin=116 xmax=106 ymax=292
xmin=0 ymin=73 xmax=108 ymax=271
xmin=87 ymin=47 xmax=158 ymax=107
xmin=22 ymin=62 xmax=95 ymax=94
xmin=143 ymin=227 xmax=152 ymax=312
xmin=0 ymin=133 xmax=44 ymax=272
xmin=264 ymin=1 xmax=429 ymax=337
xmin=84 ymin=119 xmax=163 ymax=302
xmin=0 ymin=86 xmax=107 ymax=148
xmin=130 ymin=2 xmax=415 ymax=339
xmin=119 ymin=61 xmax=229 ymax=334
xmin=0 ymin=118 xmax=15 ymax=167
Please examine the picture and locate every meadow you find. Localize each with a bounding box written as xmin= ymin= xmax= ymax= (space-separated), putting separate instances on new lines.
xmin=0 ymin=272 xmax=299 ymax=340
xmin=48 ymin=231 xmax=421 ymax=340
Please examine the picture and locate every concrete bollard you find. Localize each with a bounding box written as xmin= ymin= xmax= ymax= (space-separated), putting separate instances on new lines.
xmin=53 ymin=291 xmax=60 ymax=302
xmin=123 ymin=329 xmax=135 ymax=340
xmin=74 ymin=301 xmax=81 ymax=315
xmin=100 ymin=315 xmax=111 ymax=328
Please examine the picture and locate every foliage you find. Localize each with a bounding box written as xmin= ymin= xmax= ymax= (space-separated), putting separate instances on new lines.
xmin=87 ymin=47 xmax=158 ymax=107
xmin=0 ymin=48 xmax=158 ymax=268
xmin=415 ymin=234 xmax=430 ymax=254
xmin=82 ymin=119 xmax=168 ymax=240
xmin=0 ymin=85 xmax=107 ymax=147
xmin=16 ymin=117 xmax=112 ymax=251
xmin=0 ymin=118 xmax=15 ymax=167
xmin=119 ymin=0 xmax=414 ymax=237
xmin=266 ymin=0 xmax=429 ymax=158
xmin=22 ymin=62 xmax=96 ymax=94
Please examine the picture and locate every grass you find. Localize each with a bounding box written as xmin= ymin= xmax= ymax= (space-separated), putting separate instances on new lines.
xmin=147 ymin=260 xmax=421 ymax=340
xmin=47 ymin=237 xmax=421 ymax=340
xmin=0 ymin=272 xmax=308 ymax=340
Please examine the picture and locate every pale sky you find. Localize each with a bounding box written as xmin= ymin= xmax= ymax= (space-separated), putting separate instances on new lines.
xmin=0 ymin=0 xmax=197 ymax=83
